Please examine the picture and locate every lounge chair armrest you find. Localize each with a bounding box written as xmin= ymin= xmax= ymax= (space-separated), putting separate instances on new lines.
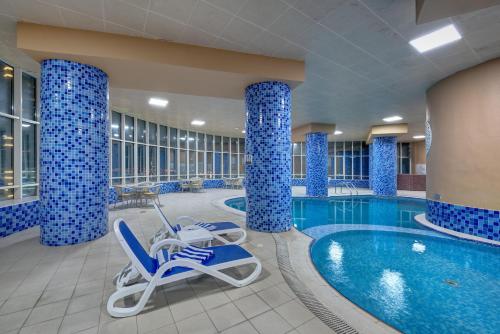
xmin=149 ymin=238 xmax=189 ymax=256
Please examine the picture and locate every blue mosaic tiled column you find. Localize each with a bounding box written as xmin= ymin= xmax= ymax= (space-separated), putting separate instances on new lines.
xmin=368 ymin=144 xmax=373 ymax=189
xmin=306 ymin=132 xmax=328 ymax=197
xmin=371 ymin=136 xmax=397 ymax=196
xmin=40 ymin=60 xmax=109 ymax=246
xmin=245 ymin=81 xmax=291 ymax=232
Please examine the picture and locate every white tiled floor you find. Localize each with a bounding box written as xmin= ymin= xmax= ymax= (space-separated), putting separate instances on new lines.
xmin=0 ymin=188 xmax=349 ymax=334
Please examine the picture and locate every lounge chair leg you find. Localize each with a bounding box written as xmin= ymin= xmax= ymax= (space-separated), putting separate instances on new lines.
xmin=107 ymin=281 xmax=156 ymax=318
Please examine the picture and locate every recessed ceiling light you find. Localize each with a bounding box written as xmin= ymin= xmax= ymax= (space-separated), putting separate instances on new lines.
xmin=383 ymin=116 xmax=403 ymax=123
xmin=409 ymin=24 xmax=461 ymax=53
xmin=191 ymin=120 xmax=205 ymax=126
xmin=413 ymin=135 xmax=425 ymax=139
xmin=148 ymin=97 xmax=168 ymax=107
xmin=334 ymin=130 xmax=343 ymax=135
xmin=241 ymin=130 xmax=246 ymax=134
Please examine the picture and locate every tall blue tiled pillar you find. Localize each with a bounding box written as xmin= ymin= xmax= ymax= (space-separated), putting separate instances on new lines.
xmin=245 ymin=81 xmax=291 ymax=232
xmin=40 ymin=59 xmax=109 ymax=246
xmin=368 ymin=144 xmax=373 ymax=189
xmin=371 ymin=136 xmax=397 ymax=196
xmin=306 ymin=132 xmax=328 ymax=197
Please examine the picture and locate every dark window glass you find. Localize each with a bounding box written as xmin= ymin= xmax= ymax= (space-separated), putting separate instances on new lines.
xmin=22 ymin=123 xmax=37 ymax=185
xmin=206 ymin=135 xmax=213 ymax=151
xmin=231 ymin=154 xmax=238 ymax=175
xmin=230 ymin=138 xmax=238 ymax=153
xmin=138 ymin=144 xmax=146 ymax=177
xmin=137 ymin=119 xmax=146 ymax=143
xmin=22 ymin=186 xmax=37 ymax=197
xmin=293 ymin=156 xmax=301 ymax=176
xmin=239 ymin=154 xmax=244 ymax=175
xmin=124 ymin=115 xmax=134 ymax=141
xmin=149 ymin=146 xmax=157 ymax=180
xmin=223 ymin=153 xmax=229 ymax=177
xmin=239 ymin=138 xmax=244 ymax=153
xmin=353 ymin=141 xmax=361 ymax=156
xmin=125 ymin=142 xmax=134 ymax=178
xmin=335 ymin=156 xmax=343 ymax=177
xmin=345 ymin=156 xmax=352 ymax=176
xmin=362 ymin=156 xmax=369 ymax=177
xmin=111 ymin=111 xmax=121 ymax=139
xmin=0 ymin=116 xmax=14 ymax=195
xmin=22 ymin=73 xmax=36 ymax=120
xmin=292 ymin=143 xmax=301 ymax=155
xmin=169 ymin=128 xmax=178 ymax=148
xmin=160 ymin=147 xmax=168 ymax=179
xmin=179 ymin=149 xmax=187 ymax=177
xmin=197 ymin=152 xmax=205 ymax=175
xmin=0 ymin=61 xmax=13 ymax=115
xmin=214 ymin=152 xmax=221 ymax=175
xmin=353 ymin=156 xmax=361 ymax=177
xmin=328 ymin=142 xmax=335 ymax=155
xmin=197 ymin=133 xmax=205 ymax=151
xmin=179 ymin=130 xmax=187 ymax=149
xmin=149 ymin=123 xmax=157 ymax=145
xmin=112 ymin=140 xmax=121 ymax=178
xmin=159 ymin=125 xmax=168 ymax=146
xmin=223 ymin=137 xmax=229 ymax=152
xmin=206 ymin=152 xmax=213 ymax=177
xmin=169 ymin=148 xmax=177 ymax=178
xmin=189 ymin=150 xmax=196 ymax=175
xmin=187 ymin=131 xmax=196 ymax=150
xmin=214 ymin=136 xmax=221 ymax=152
xmin=335 ymin=142 xmax=344 ymax=155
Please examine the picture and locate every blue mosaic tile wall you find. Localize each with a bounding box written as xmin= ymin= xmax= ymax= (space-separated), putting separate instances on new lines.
xmin=306 ymin=132 xmax=328 ymax=197
xmin=40 ymin=59 xmax=109 ymax=246
xmin=245 ymin=81 xmax=292 ymax=232
xmin=371 ymin=136 xmax=397 ymax=196
xmin=0 ymin=201 xmax=40 ymax=237
xmin=426 ymin=200 xmax=500 ymax=241
xmin=203 ymin=179 xmax=225 ymax=189
xmin=369 ymin=143 xmax=373 ymax=189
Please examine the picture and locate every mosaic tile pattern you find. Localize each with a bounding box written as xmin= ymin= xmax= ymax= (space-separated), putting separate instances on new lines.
xmin=368 ymin=143 xmax=373 ymax=189
xmin=0 ymin=201 xmax=40 ymax=237
xmin=371 ymin=136 xmax=397 ymax=196
xmin=306 ymin=132 xmax=328 ymax=197
xmin=427 ymin=200 xmax=500 ymax=241
xmin=40 ymin=59 xmax=109 ymax=246
xmin=245 ymin=81 xmax=292 ymax=232
xmin=203 ymin=179 xmax=225 ymax=189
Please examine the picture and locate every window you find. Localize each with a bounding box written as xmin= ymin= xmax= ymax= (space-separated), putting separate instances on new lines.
xmin=149 ymin=146 xmax=157 ymax=181
xmin=111 ymin=141 xmax=121 ymax=184
xmin=137 ymin=119 xmax=146 ymax=143
xmin=398 ymin=142 xmax=411 ymax=174
xmin=125 ymin=115 xmax=134 ymax=141
xmin=0 ymin=63 xmax=39 ymax=201
xmin=159 ymin=125 xmax=168 ymax=146
xmin=125 ymin=142 xmax=134 ymax=183
xmin=149 ymin=123 xmax=157 ymax=145
xmin=137 ymin=144 xmax=146 ymax=182
xmin=111 ymin=111 xmax=121 ymax=139
xmin=109 ymin=111 xmax=246 ymax=183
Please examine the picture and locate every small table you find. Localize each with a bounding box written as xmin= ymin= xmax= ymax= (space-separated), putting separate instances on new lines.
xmin=177 ymin=228 xmax=213 ymax=247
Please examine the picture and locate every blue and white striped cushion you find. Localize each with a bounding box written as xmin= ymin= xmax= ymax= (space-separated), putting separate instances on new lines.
xmin=171 ymin=246 xmax=214 ymax=263
xmin=195 ymin=222 xmax=216 ymax=231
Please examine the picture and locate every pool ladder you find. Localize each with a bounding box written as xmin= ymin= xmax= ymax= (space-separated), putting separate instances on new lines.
xmin=334 ymin=181 xmax=359 ymax=196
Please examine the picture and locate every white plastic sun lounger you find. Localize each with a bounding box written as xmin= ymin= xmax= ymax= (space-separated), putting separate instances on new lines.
xmin=108 ymin=219 xmax=261 ymax=318
xmin=152 ymin=203 xmax=247 ymax=245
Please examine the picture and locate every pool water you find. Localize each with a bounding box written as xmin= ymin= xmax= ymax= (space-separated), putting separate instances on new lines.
xmin=311 ymin=231 xmax=500 ymax=334
xmin=225 ymin=196 xmax=500 ymax=333
xmin=225 ymin=195 xmax=426 ymax=231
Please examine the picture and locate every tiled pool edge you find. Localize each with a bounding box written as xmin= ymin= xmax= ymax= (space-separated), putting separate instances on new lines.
xmin=273 ymin=232 xmax=359 ymax=334
xmin=415 ymin=213 xmax=500 ymax=246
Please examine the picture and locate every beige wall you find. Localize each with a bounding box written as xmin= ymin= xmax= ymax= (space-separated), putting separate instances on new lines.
xmin=426 ymin=58 xmax=500 ymax=210
xmin=411 ymin=141 xmax=426 ymax=173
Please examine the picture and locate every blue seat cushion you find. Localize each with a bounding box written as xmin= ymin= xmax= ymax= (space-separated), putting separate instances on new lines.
xmin=162 ymin=245 xmax=253 ymax=278
xmin=119 ymin=221 xmax=158 ymax=274
xmin=209 ymin=222 xmax=241 ymax=232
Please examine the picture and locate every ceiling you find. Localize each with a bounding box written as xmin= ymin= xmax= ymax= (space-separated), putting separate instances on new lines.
xmin=1 ymin=0 xmax=500 ymax=140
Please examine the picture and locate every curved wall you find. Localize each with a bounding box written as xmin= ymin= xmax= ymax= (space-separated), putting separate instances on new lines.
xmin=426 ymin=58 xmax=500 ymax=209
xmin=426 ymin=58 xmax=500 ymax=241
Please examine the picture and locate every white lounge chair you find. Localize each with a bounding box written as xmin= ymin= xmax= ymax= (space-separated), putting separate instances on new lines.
xmin=152 ymin=203 xmax=247 ymax=245
xmin=108 ymin=219 xmax=261 ymax=318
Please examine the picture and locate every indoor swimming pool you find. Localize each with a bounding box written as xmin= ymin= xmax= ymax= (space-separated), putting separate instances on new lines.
xmin=225 ymin=196 xmax=500 ymax=333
